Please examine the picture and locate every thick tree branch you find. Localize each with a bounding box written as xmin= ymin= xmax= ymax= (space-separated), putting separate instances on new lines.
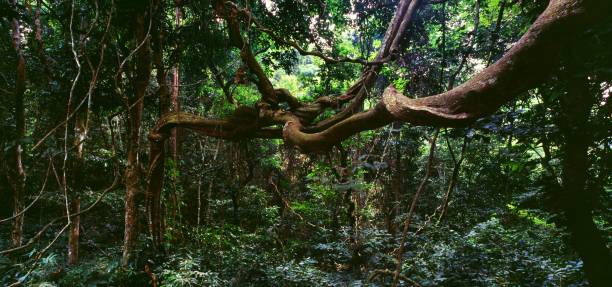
xmin=282 ymin=0 xmax=611 ymax=152
xmin=150 ymin=1 xmax=609 ymax=154
xmin=292 ymin=0 xmax=423 ymax=131
xmin=148 ymin=111 xmax=281 ymax=142
xmin=218 ymin=0 xmax=278 ymax=105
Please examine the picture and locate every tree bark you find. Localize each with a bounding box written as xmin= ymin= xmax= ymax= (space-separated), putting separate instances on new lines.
xmin=122 ymin=6 xmax=151 ymax=266
xmin=437 ymin=136 xmax=468 ymax=222
xmin=68 ymin=113 xmax=86 ymax=265
xmin=147 ymin=0 xmax=169 ymax=251
xmin=145 ymin=3 xmax=612 ymax=241
xmin=10 ymin=0 xmax=27 ymax=249
xmin=170 ymin=3 xmax=181 ymax=160
xmin=283 ymin=0 xmax=611 ymax=152
xmin=67 ymin=195 xmax=80 ymax=265
xmin=140 ymin=1 xmax=612 ymax=278
xmin=556 ymin=60 xmax=611 ymax=286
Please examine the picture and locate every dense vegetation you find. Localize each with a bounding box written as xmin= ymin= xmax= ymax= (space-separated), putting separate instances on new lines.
xmin=1 ymin=0 xmax=610 ymax=286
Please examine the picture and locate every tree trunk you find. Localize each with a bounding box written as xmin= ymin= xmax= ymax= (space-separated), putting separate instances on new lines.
xmin=486 ymin=0 xmax=507 ymax=66
xmin=10 ymin=0 xmax=27 ymax=248
xmin=392 ymin=129 xmax=439 ymax=287
xmin=387 ymin=136 xmax=404 ymax=235
xmin=122 ymin=6 xmax=151 ymax=265
xmin=67 ymin=196 xmax=80 ymax=264
xmin=68 ymin=113 xmax=86 ymax=265
xmin=438 ymin=136 xmax=468 ymax=222
xmin=556 ymin=62 xmax=611 ymax=286
xmin=147 ymin=0 xmax=169 ymax=251
xmin=169 ymin=3 xmax=181 ymax=160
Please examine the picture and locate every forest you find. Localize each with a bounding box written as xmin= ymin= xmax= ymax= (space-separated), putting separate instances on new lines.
xmin=0 ymin=0 xmax=610 ymax=286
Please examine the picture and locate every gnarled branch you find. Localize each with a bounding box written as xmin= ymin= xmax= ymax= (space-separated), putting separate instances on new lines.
xmin=282 ymin=0 xmax=610 ymax=151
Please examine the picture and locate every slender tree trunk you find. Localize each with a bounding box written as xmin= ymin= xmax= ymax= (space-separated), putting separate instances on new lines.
xmin=392 ymin=129 xmax=439 ymax=287
xmin=206 ymin=179 xmax=213 ymax=225
xmin=10 ymin=0 xmax=27 ymax=248
xmin=161 ymin=0 xmax=182 ymax=242
xmin=196 ymin=141 xmax=205 ymax=226
xmin=556 ymin=63 xmax=611 ymax=286
xmin=435 ymin=1 xmax=479 ymax=222
xmin=67 ymin=114 xmax=86 ymax=265
xmin=486 ymin=0 xmax=507 ymax=66
xmin=387 ymin=136 xmax=403 ymax=235
xmin=438 ymin=136 xmax=468 ymax=222
xmin=122 ymin=6 xmax=151 ymax=265
xmin=336 ymin=148 xmax=363 ymax=275
xmin=147 ymin=0 xmax=169 ymax=250
xmin=438 ymin=1 xmax=446 ymax=91
xmin=67 ymin=196 xmax=80 ymax=264
xmin=170 ymin=3 xmax=181 ymax=160
xmin=154 ymin=0 xmax=170 ymax=115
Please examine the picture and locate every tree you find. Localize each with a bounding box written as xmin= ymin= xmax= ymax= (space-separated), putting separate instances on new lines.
xmin=122 ymin=2 xmax=152 ymax=266
xmin=1 ymin=0 xmax=609 ymax=285
xmin=8 ymin=0 xmax=27 ymax=249
xmin=143 ymin=0 xmax=611 ymax=284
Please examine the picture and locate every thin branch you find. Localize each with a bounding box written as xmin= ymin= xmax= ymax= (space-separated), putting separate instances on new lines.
xmin=0 ymin=158 xmax=51 ymax=224
xmin=62 ymin=0 xmax=82 ymax=225
xmin=31 ymin=5 xmax=114 ymax=151
xmin=8 ymin=224 xmax=70 ymax=287
xmin=392 ymin=129 xmax=439 ymax=287
xmin=0 ymin=175 xmax=121 ymax=255
xmin=230 ymin=2 xmax=386 ymax=66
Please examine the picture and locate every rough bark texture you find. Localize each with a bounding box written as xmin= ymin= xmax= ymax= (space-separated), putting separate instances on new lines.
xmin=380 ymin=0 xmax=604 ymax=124
xmin=283 ymin=0 xmax=610 ymax=151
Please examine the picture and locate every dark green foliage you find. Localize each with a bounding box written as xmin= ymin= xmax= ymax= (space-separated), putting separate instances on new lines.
xmin=1 ymin=0 xmax=610 ymax=286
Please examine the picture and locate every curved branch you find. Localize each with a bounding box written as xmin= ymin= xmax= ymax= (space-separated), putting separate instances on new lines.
xmin=148 ymin=112 xmax=281 ymax=142
xmin=296 ymin=0 xmax=424 ymax=131
xmin=282 ymin=0 xmax=610 ymax=152
xmin=218 ymin=1 xmax=278 ymax=104
xmin=381 ymin=0 xmax=602 ymax=124
xmin=282 ymin=103 xmax=394 ymax=153
xmin=219 ymin=0 xmax=421 ymax=122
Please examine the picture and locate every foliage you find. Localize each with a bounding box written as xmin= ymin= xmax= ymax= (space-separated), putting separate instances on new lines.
xmin=0 ymin=0 xmax=609 ymax=286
